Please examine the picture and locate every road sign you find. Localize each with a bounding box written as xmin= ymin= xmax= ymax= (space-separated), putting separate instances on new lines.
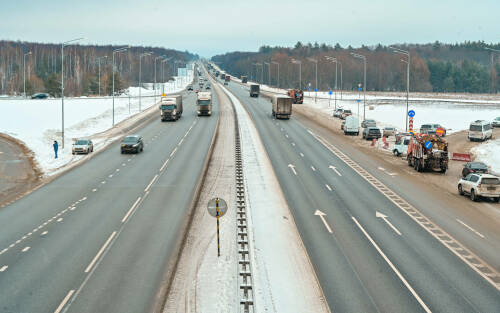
xmin=314 ymin=88 xmax=318 ymax=92
xmin=408 ymin=110 xmax=415 ymax=117
xmin=161 ymin=93 xmax=166 ymax=97
xmin=308 ymin=87 xmax=311 ymax=91
xmin=425 ymin=141 xmax=433 ymax=149
xmin=358 ymin=87 xmax=362 ymax=91
xmin=436 ymin=127 xmax=445 ymax=136
xmin=328 ymin=90 xmax=333 ymax=95
xmin=207 ymin=197 xmax=228 ymax=217
xmin=357 ymin=99 xmax=361 ymax=103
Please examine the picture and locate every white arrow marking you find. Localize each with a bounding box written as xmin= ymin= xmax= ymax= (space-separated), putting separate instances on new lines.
xmin=378 ymin=167 xmax=385 ymax=171
xmin=325 ymin=184 xmax=332 ymax=191
xmin=376 ymin=211 xmax=401 ymax=235
xmin=285 ymin=134 xmax=289 ymax=138
xmin=299 ymin=152 xmax=304 ymax=157
xmin=314 ymin=210 xmax=333 ymax=233
xmin=288 ymin=164 xmax=297 ymax=175
xmin=329 ymin=165 xmax=342 ymax=176
xmin=311 ymin=166 xmax=316 ymax=171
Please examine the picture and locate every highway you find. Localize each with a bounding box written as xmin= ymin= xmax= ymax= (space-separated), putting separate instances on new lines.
xmin=223 ymin=81 xmax=500 ymax=312
xmin=0 ymin=88 xmax=218 ymax=313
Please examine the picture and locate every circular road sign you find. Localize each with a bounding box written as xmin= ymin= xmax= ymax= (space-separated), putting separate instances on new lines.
xmin=424 ymin=141 xmax=433 ymax=149
xmin=328 ymin=90 xmax=333 ymax=95
xmin=207 ymin=197 xmax=228 ymax=218
xmin=436 ymin=127 xmax=445 ymax=136
xmin=314 ymin=88 xmax=318 ymax=92
xmin=408 ymin=110 xmax=415 ymax=117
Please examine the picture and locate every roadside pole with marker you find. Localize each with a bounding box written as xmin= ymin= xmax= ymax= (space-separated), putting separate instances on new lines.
xmin=408 ymin=109 xmax=415 ymax=133
xmin=207 ymin=197 xmax=228 ymax=257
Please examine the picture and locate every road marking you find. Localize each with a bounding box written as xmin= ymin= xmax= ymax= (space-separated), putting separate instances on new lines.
xmin=170 ymin=147 xmax=177 ymax=157
xmin=300 ymin=152 xmax=304 ymax=157
xmin=116 ymin=168 xmax=120 ymax=172
xmin=378 ymin=167 xmax=385 ymax=171
xmin=108 ymin=174 xmax=113 ymax=178
xmin=285 ymin=134 xmax=289 ymax=138
xmin=84 ymin=231 xmax=117 ymax=273
xmin=376 ymin=211 xmax=402 ymax=235
xmin=41 ymin=231 xmax=48 ymax=236
xmin=57 ymin=218 xmax=63 ymax=222
xmin=352 ymin=217 xmax=431 ymax=313
xmin=101 ymin=181 xmax=106 ymax=184
xmin=92 ymin=188 xmax=97 ymax=192
xmin=329 ymin=165 xmax=342 ymax=176
xmin=160 ymin=159 xmax=169 ymax=172
xmin=122 ymin=163 xmax=126 ymax=166
xmin=314 ymin=210 xmax=333 ymax=233
xmin=325 ymin=184 xmax=332 ymax=191
xmin=288 ymin=164 xmax=297 ymax=175
xmin=22 ymin=246 xmax=30 ymax=252
xmin=144 ymin=174 xmax=158 ymax=192
xmin=311 ymin=166 xmax=316 ymax=171
xmin=127 ymin=159 xmax=131 ymax=161
xmin=122 ymin=197 xmax=142 ymax=223
xmin=0 ymin=265 xmax=8 ymax=272
xmin=179 ymin=138 xmax=184 ymax=145
xmin=54 ymin=289 xmax=75 ymax=313
xmin=456 ymin=219 xmax=485 ymax=238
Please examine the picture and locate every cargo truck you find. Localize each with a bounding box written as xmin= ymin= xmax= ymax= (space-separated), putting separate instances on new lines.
xmin=250 ymin=84 xmax=260 ymax=97
xmin=159 ymin=95 xmax=183 ymax=121
xmin=271 ymin=95 xmax=293 ymax=119
xmin=197 ymin=92 xmax=212 ymax=116
xmin=287 ymin=89 xmax=303 ymax=104
xmin=407 ymin=134 xmax=448 ymax=173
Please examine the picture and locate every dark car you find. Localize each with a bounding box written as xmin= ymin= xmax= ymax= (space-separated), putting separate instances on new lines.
xmin=121 ymin=135 xmax=144 ymax=154
xmin=187 ymin=85 xmax=193 ymax=91
xmin=205 ymin=85 xmax=211 ymax=90
xmin=362 ymin=127 xmax=382 ymax=140
xmin=462 ymin=162 xmax=488 ymax=177
xmin=361 ymin=119 xmax=377 ymax=128
xmin=31 ymin=93 xmax=49 ymax=99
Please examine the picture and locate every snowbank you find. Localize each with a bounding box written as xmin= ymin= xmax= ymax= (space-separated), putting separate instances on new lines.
xmin=471 ymin=139 xmax=500 ymax=175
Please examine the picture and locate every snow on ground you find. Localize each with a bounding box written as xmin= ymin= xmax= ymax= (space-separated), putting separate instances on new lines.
xmin=0 ymin=69 xmax=193 ymax=175
xmin=471 ymin=139 xmax=500 ymax=175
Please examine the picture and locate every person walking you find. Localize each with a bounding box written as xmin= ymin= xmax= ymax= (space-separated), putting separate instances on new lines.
xmin=53 ymin=140 xmax=59 ymax=159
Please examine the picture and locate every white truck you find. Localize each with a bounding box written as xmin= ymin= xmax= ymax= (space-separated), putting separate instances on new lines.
xmin=197 ymin=92 xmax=212 ymax=116
xmin=159 ymin=95 xmax=183 ymax=121
xmin=271 ymin=95 xmax=293 ymax=119
xmin=344 ymin=116 xmax=359 ymax=135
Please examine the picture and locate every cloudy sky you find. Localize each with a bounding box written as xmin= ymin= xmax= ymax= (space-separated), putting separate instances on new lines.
xmin=2 ymin=0 xmax=499 ymax=57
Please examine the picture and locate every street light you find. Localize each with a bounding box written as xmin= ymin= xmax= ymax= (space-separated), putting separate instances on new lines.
xmin=23 ymin=51 xmax=32 ymax=98
xmin=351 ymin=52 xmax=367 ymax=120
xmin=389 ymin=46 xmax=410 ymax=131
xmin=291 ymin=59 xmax=302 ymax=90
xmin=307 ymin=57 xmax=318 ymax=102
xmin=112 ymin=46 xmax=129 ymax=126
xmin=325 ymin=56 xmax=342 ymax=110
xmin=161 ymin=57 xmax=172 ymax=94
xmin=264 ymin=62 xmax=271 ymax=86
xmin=139 ymin=51 xmax=153 ymax=112
xmin=96 ymin=55 xmax=108 ymax=96
xmin=154 ymin=55 xmax=167 ymax=103
xmin=61 ymin=37 xmax=84 ymax=149
xmin=272 ymin=61 xmax=280 ymax=89
xmin=255 ymin=63 xmax=263 ymax=84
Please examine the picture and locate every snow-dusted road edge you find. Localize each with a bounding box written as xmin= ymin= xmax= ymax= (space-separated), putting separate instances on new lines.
xmin=220 ymin=84 xmax=330 ymax=313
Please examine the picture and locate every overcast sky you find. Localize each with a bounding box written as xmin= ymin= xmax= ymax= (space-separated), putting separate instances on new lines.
xmin=2 ymin=0 xmax=499 ymax=57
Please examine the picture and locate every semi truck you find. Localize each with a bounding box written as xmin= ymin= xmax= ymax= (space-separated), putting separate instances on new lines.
xmin=407 ymin=134 xmax=448 ymax=173
xmin=224 ymin=75 xmax=230 ymax=85
xmin=271 ymin=95 xmax=293 ymax=119
xmin=197 ymin=92 xmax=212 ymax=116
xmin=241 ymin=76 xmax=248 ymax=83
xmin=287 ymin=89 xmax=304 ymax=104
xmin=159 ymin=95 xmax=183 ymax=121
xmin=250 ymin=84 xmax=260 ymax=97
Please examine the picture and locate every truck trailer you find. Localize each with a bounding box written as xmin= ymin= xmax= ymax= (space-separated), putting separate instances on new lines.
xmin=197 ymin=92 xmax=212 ymax=116
xmin=159 ymin=95 xmax=183 ymax=121
xmin=407 ymin=134 xmax=448 ymax=173
xmin=250 ymin=84 xmax=260 ymax=97
xmin=241 ymin=76 xmax=248 ymax=83
xmin=271 ymin=95 xmax=293 ymax=119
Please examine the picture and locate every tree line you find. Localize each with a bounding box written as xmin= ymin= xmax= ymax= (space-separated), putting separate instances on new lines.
xmin=0 ymin=40 xmax=196 ymax=96
xmin=211 ymin=41 xmax=500 ymax=94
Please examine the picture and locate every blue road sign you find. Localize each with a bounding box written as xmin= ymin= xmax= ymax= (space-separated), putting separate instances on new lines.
xmin=357 ymin=99 xmax=361 ymax=103
xmin=408 ymin=110 xmax=415 ymax=117
xmin=358 ymin=87 xmax=362 ymax=91
xmin=328 ymin=90 xmax=333 ymax=95
xmin=314 ymin=88 xmax=318 ymax=92
xmin=425 ymin=141 xmax=433 ymax=149
xmin=308 ymin=87 xmax=311 ymax=91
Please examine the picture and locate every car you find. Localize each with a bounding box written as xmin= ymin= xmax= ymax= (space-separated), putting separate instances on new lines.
xmin=420 ymin=123 xmax=447 ymax=136
xmin=458 ymin=173 xmax=500 ymax=202
xmin=205 ymin=85 xmax=211 ymax=90
xmin=195 ymin=89 xmax=200 ymax=93
xmin=72 ymin=139 xmax=94 ymax=155
xmin=31 ymin=93 xmax=49 ymax=99
xmin=334 ymin=108 xmax=344 ymax=118
xmin=393 ymin=135 xmax=411 ymax=156
xmin=121 ymin=135 xmax=144 ymax=154
xmin=361 ymin=119 xmax=376 ymax=128
xmin=187 ymin=85 xmax=193 ymax=91
xmin=362 ymin=127 xmax=382 ymax=140
xmin=462 ymin=162 xmax=488 ymax=177
xmin=468 ymin=120 xmax=493 ymax=141
xmin=340 ymin=110 xmax=352 ymax=120
xmin=492 ymin=117 xmax=500 ymax=128
xmin=383 ymin=126 xmax=396 ymax=137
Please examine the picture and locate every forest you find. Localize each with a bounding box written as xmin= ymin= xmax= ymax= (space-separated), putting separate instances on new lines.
xmin=0 ymin=40 xmax=196 ymax=96
xmin=211 ymin=41 xmax=500 ymax=94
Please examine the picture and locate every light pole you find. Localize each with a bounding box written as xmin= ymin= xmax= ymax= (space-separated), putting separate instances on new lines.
xmin=351 ymin=52 xmax=367 ymax=120
xmin=307 ymin=57 xmax=318 ymax=102
xmin=161 ymin=57 xmax=171 ymax=94
xmin=139 ymin=51 xmax=153 ymax=112
xmin=272 ymin=61 xmax=280 ymax=89
xmin=61 ymin=37 xmax=83 ymax=149
xmin=325 ymin=56 xmax=340 ymax=110
xmin=96 ymin=55 xmax=108 ymax=96
xmin=112 ymin=46 xmax=129 ymax=126
xmin=390 ymin=46 xmax=410 ymax=131
xmin=154 ymin=55 xmax=166 ymax=103
xmin=484 ymin=47 xmax=500 ymax=94
xmin=264 ymin=62 xmax=271 ymax=86
xmin=255 ymin=63 xmax=263 ymax=84
xmin=291 ymin=59 xmax=302 ymax=90
xmin=23 ymin=51 xmax=32 ymax=98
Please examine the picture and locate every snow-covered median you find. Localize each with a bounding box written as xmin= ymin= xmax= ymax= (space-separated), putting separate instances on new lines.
xmin=0 ymin=72 xmax=192 ymax=175
xmin=472 ymin=139 xmax=500 ymax=175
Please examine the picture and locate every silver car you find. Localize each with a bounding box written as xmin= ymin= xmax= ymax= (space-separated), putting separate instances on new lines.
xmin=72 ymin=139 xmax=94 ymax=155
xmin=492 ymin=117 xmax=500 ymax=128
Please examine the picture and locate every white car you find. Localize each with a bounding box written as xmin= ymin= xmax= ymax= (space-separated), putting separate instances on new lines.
xmin=458 ymin=173 xmax=500 ymax=202
xmin=72 ymin=139 xmax=94 ymax=155
xmin=393 ymin=135 xmax=411 ymax=156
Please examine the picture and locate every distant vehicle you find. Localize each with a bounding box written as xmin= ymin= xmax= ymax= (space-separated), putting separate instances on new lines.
xmin=159 ymin=95 xmax=183 ymax=121
xmin=361 ymin=119 xmax=377 ymax=128
xmin=458 ymin=173 xmax=500 ymax=202
xmin=462 ymin=162 xmax=488 ymax=177
xmin=340 ymin=120 xmax=345 ymax=130
xmin=197 ymin=92 xmax=212 ymax=116
xmin=241 ymin=76 xmax=248 ymax=83
xmin=199 ymin=82 xmax=204 ymax=88
xmin=72 ymin=139 xmax=93 ymax=155
xmin=224 ymin=75 xmax=230 ymax=85
xmin=215 ymin=71 xmax=220 ymax=77
xmin=121 ymin=135 xmax=144 ymax=154
xmin=362 ymin=127 xmax=381 ymax=140
xmin=407 ymin=135 xmax=448 ymax=173
xmin=333 ymin=108 xmax=344 ymax=118
xmin=287 ymin=89 xmax=303 ymax=104
xmin=468 ymin=120 xmax=493 ymax=141
xmin=195 ymin=89 xmax=200 ymax=93
xmin=220 ymin=74 xmax=226 ymax=80
xmin=383 ymin=126 xmax=396 ymax=137
xmin=205 ymin=85 xmax=211 ymax=90
xmin=250 ymin=84 xmax=260 ymax=97
xmin=420 ymin=123 xmax=447 ymax=136
xmin=271 ymin=95 xmax=293 ymax=119
xmin=393 ymin=135 xmax=411 ymax=156
xmin=340 ymin=110 xmax=352 ymax=120
xmin=344 ymin=116 xmax=359 ymax=136
xmin=493 ymin=117 xmax=500 ymax=127
xmin=187 ymin=85 xmax=193 ymax=91
xmin=31 ymin=93 xmax=49 ymax=99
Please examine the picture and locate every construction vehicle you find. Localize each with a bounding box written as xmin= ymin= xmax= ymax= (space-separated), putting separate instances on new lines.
xmin=287 ymin=89 xmax=303 ymax=104
xmin=159 ymin=95 xmax=183 ymax=121
xmin=250 ymin=84 xmax=260 ymax=97
xmin=241 ymin=76 xmax=248 ymax=83
xmin=271 ymin=95 xmax=292 ymax=119
xmin=197 ymin=92 xmax=212 ymax=116
xmin=407 ymin=134 xmax=448 ymax=173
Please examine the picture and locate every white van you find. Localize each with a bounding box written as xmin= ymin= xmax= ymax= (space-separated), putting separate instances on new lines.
xmin=468 ymin=120 xmax=493 ymax=141
xmin=344 ymin=116 xmax=359 ymax=136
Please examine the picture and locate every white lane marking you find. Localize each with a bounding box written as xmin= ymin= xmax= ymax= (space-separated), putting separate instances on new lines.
xmin=314 ymin=210 xmax=333 ymax=233
xmin=54 ymin=289 xmax=75 ymax=313
xmin=160 ymin=159 xmax=169 ymax=172
xmin=84 ymin=232 xmax=117 ymax=273
xmin=378 ymin=167 xmax=385 ymax=171
xmin=352 ymin=217 xmax=431 ymax=313
xmin=144 ymin=174 xmax=159 ymax=192
xmin=285 ymin=134 xmax=289 ymax=138
xmin=122 ymin=163 xmax=126 ymax=166
xmin=179 ymin=138 xmax=184 ymax=145
xmin=122 ymin=197 xmax=142 ymax=223
xmin=311 ymin=166 xmax=316 ymax=171
xmin=300 ymin=152 xmax=304 ymax=157
xmin=326 ymin=184 xmax=332 ymax=191
xmin=291 ymin=142 xmax=296 ymax=146
xmin=329 ymin=165 xmax=342 ymax=176
xmin=22 ymin=246 xmax=30 ymax=252
xmin=376 ymin=211 xmax=402 ymax=236
xmin=92 ymin=189 xmax=97 ymax=192
xmin=170 ymin=147 xmax=178 ymax=157
xmin=116 ymin=168 xmax=120 ymax=172
xmin=101 ymin=181 xmax=106 ymax=184
xmin=41 ymin=231 xmax=48 ymax=236
xmin=57 ymin=218 xmax=63 ymax=222
xmin=0 ymin=265 xmax=8 ymax=272
xmin=108 ymin=174 xmax=113 ymax=178
xmin=456 ymin=219 xmax=485 ymax=238
xmin=127 ymin=158 xmax=131 ymax=162
xmin=288 ymin=164 xmax=297 ymax=175
xmin=70 ymin=206 xmax=76 ymax=211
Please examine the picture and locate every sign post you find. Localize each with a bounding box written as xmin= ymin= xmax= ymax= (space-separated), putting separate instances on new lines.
xmin=408 ymin=110 xmax=415 ymax=133
xmin=328 ymin=90 xmax=333 ymax=108
xmin=207 ymin=197 xmax=228 ymax=257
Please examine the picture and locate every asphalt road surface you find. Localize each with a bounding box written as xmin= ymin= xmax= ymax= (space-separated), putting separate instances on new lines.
xmin=224 ymin=81 xmax=500 ymax=312
xmin=0 ymin=89 xmax=218 ymax=313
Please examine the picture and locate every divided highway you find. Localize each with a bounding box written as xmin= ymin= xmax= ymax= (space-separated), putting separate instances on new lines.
xmin=0 ymin=89 xmax=218 ymax=313
xmin=224 ymin=81 xmax=500 ymax=312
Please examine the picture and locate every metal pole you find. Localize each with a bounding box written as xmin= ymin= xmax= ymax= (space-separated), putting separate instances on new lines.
xmin=216 ymin=197 xmax=220 ymax=257
xmin=340 ymin=62 xmax=343 ymax=100
xmin=406 ymin=55 xmax=410 ymax=131
xmin=363 ymin=58 xmax=366 ymax=121
xmin=23 ymin=52 xmax=31 ymax=98
xmin=139 ymin=56 xmax=142 ymax=111
xmin=277 ymin=63 xmax=279 ymax=88
xmin=61 ymin=44 xmax=65 ymax=149
xmin=299 ymin=63 xmax=301 ymax=90
xmin=112 ymin=52 xmax=115 ymax=125
xmin=98 ymin=59 xmax=101 ymax=96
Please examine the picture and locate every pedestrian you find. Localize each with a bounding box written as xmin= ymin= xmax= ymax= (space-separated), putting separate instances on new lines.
xmin=53 ymin=140 xmax=58 ymax=159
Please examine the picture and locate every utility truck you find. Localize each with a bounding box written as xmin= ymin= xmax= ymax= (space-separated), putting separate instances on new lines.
xmin=407 ymin=134 xmax=448 ymax=173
